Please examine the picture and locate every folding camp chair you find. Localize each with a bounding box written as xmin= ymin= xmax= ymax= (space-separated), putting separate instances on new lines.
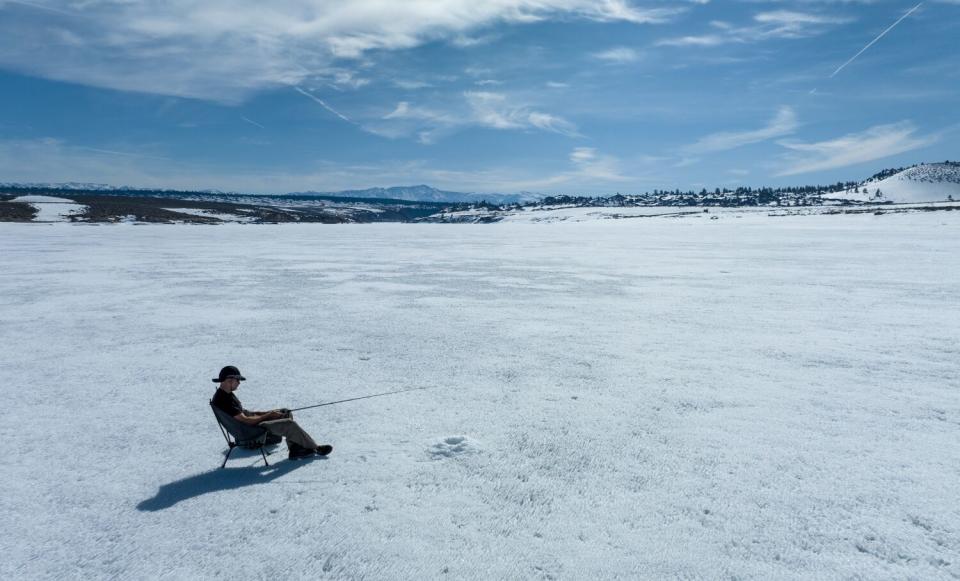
xmin=210 ymin=401 xmax=281 ymax=468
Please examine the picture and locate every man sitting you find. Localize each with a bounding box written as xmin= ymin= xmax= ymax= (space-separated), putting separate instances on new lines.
xmin=212 ymin=365 xmax=332 ymax=460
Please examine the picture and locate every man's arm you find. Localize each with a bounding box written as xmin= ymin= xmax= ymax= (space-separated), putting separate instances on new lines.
xmin=233 ymin=410 xmax=285 ymax=426
xmin=243 ymin=408 xmax=289 ymax=416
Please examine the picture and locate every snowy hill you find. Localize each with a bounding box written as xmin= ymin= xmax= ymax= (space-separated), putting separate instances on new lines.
xmin=826 ymin=162 xmax=960 ymax=203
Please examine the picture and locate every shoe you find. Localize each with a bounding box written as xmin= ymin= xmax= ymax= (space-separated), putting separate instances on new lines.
xmin=315 ymin=445 xmax=333 ymax=456
xmin=288 ymin=446 xmax=315 ymax=460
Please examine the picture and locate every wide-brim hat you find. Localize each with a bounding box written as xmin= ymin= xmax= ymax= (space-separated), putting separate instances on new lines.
xmin=213 ymin=365 xmax=246 ymax=383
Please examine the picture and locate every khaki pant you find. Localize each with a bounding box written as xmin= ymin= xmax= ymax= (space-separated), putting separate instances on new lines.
xmin=259 ymin=418 xmax=317 ymax=450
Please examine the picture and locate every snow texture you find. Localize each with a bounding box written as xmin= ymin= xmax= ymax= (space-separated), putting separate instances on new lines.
xmin=163 ymin=208 xmax=259 ymax=223
xmin=13 ymin=195 xmax=87 ymax=222
xmin=2 ymin=214 xmax=959 ymax=580
xmin=444 ymin=202 xmax=960 ymax=224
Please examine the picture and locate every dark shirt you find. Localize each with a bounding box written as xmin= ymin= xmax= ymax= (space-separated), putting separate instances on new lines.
xmin=212 ymin=388 xmax=244 ymax=418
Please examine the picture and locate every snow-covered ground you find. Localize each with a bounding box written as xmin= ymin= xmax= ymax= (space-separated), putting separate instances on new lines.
xmin=442 ymin=202 xmax=960 ymax=224
xmin=500 ymin=205 xmax=712 ymax=223
xmin=13 ymin=195 xmax=87 ymax=222
xmin=2 ymin=213 xmax=959 ymax=580
xmin=163 ymin=207 xmax=259 ymax=223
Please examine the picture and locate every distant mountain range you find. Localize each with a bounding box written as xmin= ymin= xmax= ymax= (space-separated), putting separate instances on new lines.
xmin=4 ymin=161 xmax=960 ymax=225
xmin=290 ymin=185 xmax=537 ymax=205
xmin=3 ymin=161 xmax=959 ymax=205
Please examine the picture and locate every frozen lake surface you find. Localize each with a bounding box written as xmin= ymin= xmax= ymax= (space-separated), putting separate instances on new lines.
xmin=1 ymin=214 xmax=958 ymax=579
xmin=12 ymin=195 xmax=87 ymax=222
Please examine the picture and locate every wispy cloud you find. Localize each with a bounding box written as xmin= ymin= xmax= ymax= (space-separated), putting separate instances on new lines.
xmin=392 ymin=79 xmax=434 ymax=90
xmin=581 ymin=3 xmax=688 ymax=24
xmin=658 ymin=9 xmax=850 ymax=47
xmin=427 ymin=146 xmax=636 ymax=192
xmin=0 ymin=0 xmax=685 ymax=102
xmin=466 ymin=91 xmax=578 ymax=135
xmin=527 ymin=112 xmax=578 ymax=135
xmin=568 ymin=147 xmax=632 ymax=181
xmin=657 ymin=34 xmax=727 ymax=47
xmin=376 ymin=101 xmax=458 ymax=142
xmin=755 ymin=10 xmax=849 ymax=28
xmin=776 ymin=121 xmax=937 ymax=176
xmin=325 ymin=69 xmax=371 ymax=91
xmin=378 ymin=91 xmax=579 ymax=143
xmin=684 ymin=106 xmax=798 ymax=153
xmin=450 ymin=33 xmax=499 ymax=48
xmin=592 ymin=47 xmax=642 ymax=63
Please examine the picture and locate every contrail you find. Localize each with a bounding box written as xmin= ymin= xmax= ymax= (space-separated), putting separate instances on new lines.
xmin=241 ymin=116 xmax=265 ymax=129
xmin=4 ymin=0 xmax=75 ymax=16
xmin=830 ymin=2 xmax=923 ymax=78
xmin=78 ymin=146 xmax=170 ymax=161
xmin=294 ymin=87 xmax=353 ymax=123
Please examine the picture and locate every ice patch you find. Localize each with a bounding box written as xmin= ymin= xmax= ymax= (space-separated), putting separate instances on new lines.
xmin=3 ymin=217 xmax=960 ymax=579
xmin=13 ymin=195 xmax=74 ymax=203
xmin=13 ymin=196 xmax=87 ymax=222
xmin=429 ymin=435 xmax=477 ymax=459
xmin=163 ymin=208 xmax=257 ymax=223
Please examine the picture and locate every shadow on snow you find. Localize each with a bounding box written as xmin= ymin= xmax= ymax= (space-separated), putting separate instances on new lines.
xmin=137 ymin=450 xmax=323 ymax=511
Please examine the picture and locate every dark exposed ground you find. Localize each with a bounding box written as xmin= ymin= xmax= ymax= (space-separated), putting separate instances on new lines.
xmin=64 ymin=194 xmax=321 ymax=224
xmin=766 ymin=205 xmax=960 ymax=217
xmin=0 ymin=187 xmax=452 ymax=223
xmin=0 ymin=201 xmax=38 ymax=221
xmin=70 ymin=195 xmax=224 ymax=223
xmin=0 ymin=192 xmax=352 ymax=223
xmin=824 ymin=205 xmax=958 ymax=215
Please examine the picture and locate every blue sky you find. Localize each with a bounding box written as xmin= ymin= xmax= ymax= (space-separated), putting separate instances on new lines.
xmin=0 ymin=0 xmax=957 ymax=195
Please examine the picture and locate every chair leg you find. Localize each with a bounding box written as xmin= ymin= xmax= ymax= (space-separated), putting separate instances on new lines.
xmin=260 ymin=447 xmax=270 ymax=467
xmin=221 ymin=445 xmax=235 ymax=469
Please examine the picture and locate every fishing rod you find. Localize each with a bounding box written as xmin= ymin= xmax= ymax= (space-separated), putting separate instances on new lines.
xmin=289 ymin=386 xmax=435 ymax=412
